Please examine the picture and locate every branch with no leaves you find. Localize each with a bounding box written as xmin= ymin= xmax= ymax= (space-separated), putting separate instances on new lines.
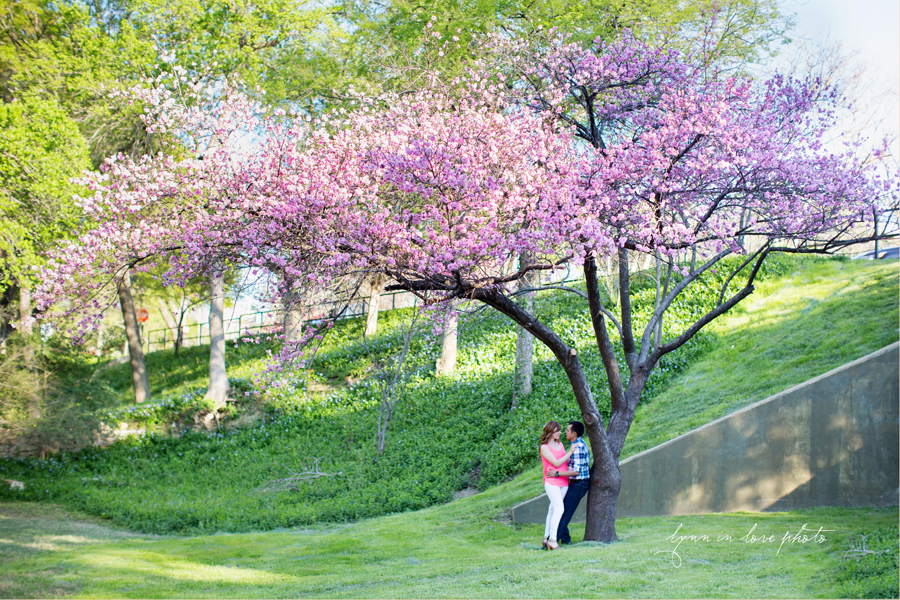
xmin=253 ymin=458 xmax=342 ymax=494
xmin=842 ymin=533 xmax=890 ymax=562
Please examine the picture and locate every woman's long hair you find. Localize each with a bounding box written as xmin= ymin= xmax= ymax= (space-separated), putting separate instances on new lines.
xmin=540 ymin=420 xmax=561 ymax=447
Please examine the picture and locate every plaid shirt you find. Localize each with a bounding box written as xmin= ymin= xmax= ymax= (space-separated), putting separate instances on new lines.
xmin=569 ymin=437 xmax=591 ymax=480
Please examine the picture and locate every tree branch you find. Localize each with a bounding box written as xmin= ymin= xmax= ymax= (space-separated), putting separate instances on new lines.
xmin=617 ymin=247 xmax=636 ymax=370
xmin=584 ymin=256 xmax=626 ymax=418
xmin=252 ymin=459 xmax=342 ymax=494
xmin=637 ymin=248 xmax=732 ymax=364
xmin=649 ymin=247 xmax=769 ymax=364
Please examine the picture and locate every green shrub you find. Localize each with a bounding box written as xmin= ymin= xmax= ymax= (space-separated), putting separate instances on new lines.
xmin=0 ymin=334 xmax=118 ymax=456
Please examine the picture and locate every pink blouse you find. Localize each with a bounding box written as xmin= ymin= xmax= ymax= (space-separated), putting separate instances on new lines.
xmin=541 ymin=443 xmax=569 ymax=487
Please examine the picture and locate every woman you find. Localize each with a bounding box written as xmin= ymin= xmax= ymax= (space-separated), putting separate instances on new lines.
xmin=539 ymin=420 xmax=574 ymax=550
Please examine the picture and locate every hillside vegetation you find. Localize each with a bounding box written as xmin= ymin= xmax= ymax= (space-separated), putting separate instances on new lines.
xmin=0 ymin=256 xmax=896 ymax=536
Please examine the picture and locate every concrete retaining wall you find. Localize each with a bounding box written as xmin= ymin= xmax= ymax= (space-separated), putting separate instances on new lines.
xmin=511 ymin=342 xmax=899 ymax=524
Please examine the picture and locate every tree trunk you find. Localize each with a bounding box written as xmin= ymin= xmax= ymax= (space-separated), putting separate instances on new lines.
xmin=169 ymin=297 xmax=186 ymax=353
xmin=584 ymin=460 xmax=621 ymax=542
xmin=873 ymin=210 xmax=879 ymax=257
xmin=364 ymin=275 xmax=384 ymax=337
xmin=157 ymin=299 xmax=180 ymax=350
xmin=18 ymin=285 xmax=41 ymax=419
xmin=95 ymin=320 xmax=104 ymax=356
xmin=513 ymin=319 xmax=534 ymax=402
xmin=283 ymin=301 xmax=304 ymax=344
xmin=117 ymin=272 xmax=150 ymax=403
xmin=653 ymin=256 xmax=661 ymax=349
xmin=377 ymin=313 xmax=419 ymax=454
xmin=512 ymin=253 xmax=535 ymax=407
xmin=435 ymin=313 xmax=457 ymax=376
xmin=205 ymin=269 xmax=229 ymax=411
xmin=282 ymin=278 xmax=304 ymax=344
xmin=475 ymin=285 xmax=621 ymax=542
xmin=0 ymin=284 xmax=13 ymax=353
xmin=602 ymin=254 xmax=618 ymax=306
xmin=18 ymin=286 xmax=32 ymax=335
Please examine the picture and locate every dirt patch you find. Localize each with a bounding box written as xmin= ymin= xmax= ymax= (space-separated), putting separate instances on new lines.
xmin=452 ymin=487 xmax=479 ymax=501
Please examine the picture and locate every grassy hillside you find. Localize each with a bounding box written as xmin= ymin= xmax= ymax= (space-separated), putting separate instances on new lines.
xmin=623 ymin=257 xmax=900 ymax=458
xmin=0 ymin=257 xmax=896 ymax=537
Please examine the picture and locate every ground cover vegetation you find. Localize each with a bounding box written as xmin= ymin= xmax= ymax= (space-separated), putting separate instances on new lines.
xmin=1 ymin=256 xmax=896 ymax=540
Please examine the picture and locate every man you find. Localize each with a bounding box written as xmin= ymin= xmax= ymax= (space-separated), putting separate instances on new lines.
xmin=546 ymin=420 xmax=591 ymax=545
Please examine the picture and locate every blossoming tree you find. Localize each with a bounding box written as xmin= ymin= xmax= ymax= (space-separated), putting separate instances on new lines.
xmin=38 ymin=30 xmax=895 ymax=542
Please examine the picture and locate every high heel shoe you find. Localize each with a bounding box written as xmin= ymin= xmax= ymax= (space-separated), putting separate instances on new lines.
xmin=541 ymin=537 xmax=549 ymax=550
xmin=546 ymin=540 xmax=560 ymax=550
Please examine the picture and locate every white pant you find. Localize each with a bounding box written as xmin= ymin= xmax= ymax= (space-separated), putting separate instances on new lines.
xmin=544 ymin=483 xmax=568 ymax=540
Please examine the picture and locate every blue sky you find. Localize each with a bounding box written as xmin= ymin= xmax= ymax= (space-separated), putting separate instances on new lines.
xmin=782 ymin=0 xmax=899 ymax=153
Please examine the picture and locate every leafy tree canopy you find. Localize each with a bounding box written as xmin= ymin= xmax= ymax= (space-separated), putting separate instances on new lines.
xmin=0 ymin=96 xmax=90 ymax=292
xmin=345 ymin=0 xmax=794 ymax=89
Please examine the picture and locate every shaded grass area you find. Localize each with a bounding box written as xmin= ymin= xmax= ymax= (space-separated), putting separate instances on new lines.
xmin=0 ymin=491 xmax=896 ymax=599
xmin=623 ymin=259 xmax=899 ymax=458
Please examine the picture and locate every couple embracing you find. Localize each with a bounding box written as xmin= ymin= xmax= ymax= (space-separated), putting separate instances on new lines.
xmin=539 ymin=420 xmax=591 ymax=550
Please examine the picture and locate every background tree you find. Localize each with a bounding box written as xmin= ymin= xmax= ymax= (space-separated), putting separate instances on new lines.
xmin=370 ymin=311 xmax=422 ymax=454
xmin=0 ymin=0 xmax=158 ymax=164
xmin=511 ymin=252 xmax=536 ymax=405
xmin=363 ymin=274 xmax=386 ymax=337
xmin=115 ymin=269 xmax=150 ymax=403
xmin=0 ymin=96 xmax=89 ymax=342
xmin=345 ymin=0 xmax=793 ymax=84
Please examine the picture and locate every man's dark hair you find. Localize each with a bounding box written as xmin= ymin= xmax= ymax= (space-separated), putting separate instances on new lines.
xmin=568 ymin=421 xmax=584 ymax=437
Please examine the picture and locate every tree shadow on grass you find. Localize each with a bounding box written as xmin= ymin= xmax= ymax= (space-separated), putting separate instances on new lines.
xmin=0 ymin=502 xmax=162 ymax=598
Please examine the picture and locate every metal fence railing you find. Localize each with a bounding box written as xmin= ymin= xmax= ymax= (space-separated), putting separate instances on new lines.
xmin=140 ymin=288 xmax=421 ymax=354
xmin=138 ymin=266 xmax=582 ymax=354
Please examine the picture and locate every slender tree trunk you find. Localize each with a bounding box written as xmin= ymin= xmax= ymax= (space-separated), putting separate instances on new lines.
xmin=873 ymin=210 xmax=879 ymax=257
xmin=18 ymin=285 xmax=41 ymax=419
xmin=18 ymin=286 xmax=32 ymax=335
xmin=653 ymin=256 xmax=662 ymax=349
xmin=0 ymin=282 xmax=18 ymax=354
xmin=282 ymin=276 xmax=305 ymax=344
xmin=157 ymin=299 xmax=179 ymax=350
xmin=95 ymin=320 xmax=104 ymax=356
xmin=513 ymin=317 xmax=534 ymax=401
xmin=169 ymin=297 xmax=185 ymax=353
xmin=513 ymin=253 xmax=535 ymax=407
xmin=283 ymin=301 xmax=304 ymax=344
xmin=117 ymin=272 xmax=150 ymax=403
xmin=364 ymin=275 xmax=384 ymax=338
xmin=205 ymin=268 xmax=229 ymax=411
xmin=603 ymin=254 xmax=618 ymax=306
xmin=376 ymin=397 xmax=392 ymax=455
xmin=435 ymin=313 xmax=457 ymax=376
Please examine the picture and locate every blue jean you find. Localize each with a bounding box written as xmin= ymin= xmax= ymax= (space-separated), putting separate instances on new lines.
xmin=556 ymin=478 xmax=590 ymax=543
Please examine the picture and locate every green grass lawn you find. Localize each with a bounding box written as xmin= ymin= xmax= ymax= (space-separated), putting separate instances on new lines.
xmin=1 ymin=480 xmax=896 ymax=598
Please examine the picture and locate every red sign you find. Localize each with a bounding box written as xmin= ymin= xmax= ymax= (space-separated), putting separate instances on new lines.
xmin=135 ymin=308 xmax=150 ymax=323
